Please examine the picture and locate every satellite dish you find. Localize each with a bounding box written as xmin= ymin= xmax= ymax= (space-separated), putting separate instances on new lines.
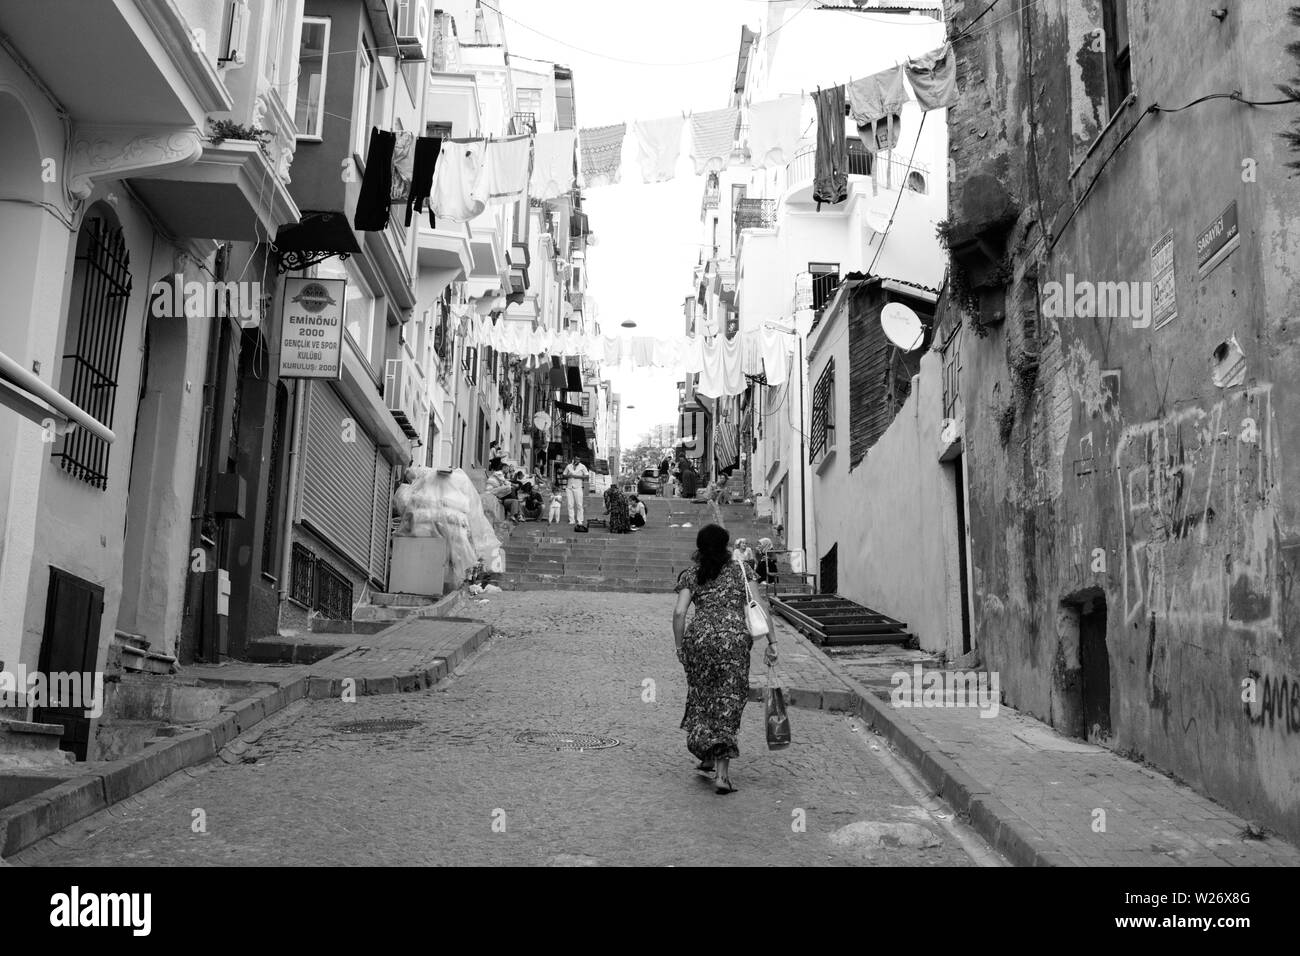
xmin=533 ymin=412 xmax=551 ymax=431
xmin=865 ymin=197 xmax=894 ymax=235
xmin=881 ymin=302 xmax=924 ymax=351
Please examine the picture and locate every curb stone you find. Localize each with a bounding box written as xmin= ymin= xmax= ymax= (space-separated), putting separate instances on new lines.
xmin=750 ymin=627 xmax=1061 ymax=868
xmin=0 ymin=611 xmax=490 ymax=861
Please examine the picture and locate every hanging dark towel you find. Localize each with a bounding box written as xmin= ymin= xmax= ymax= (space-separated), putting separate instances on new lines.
xmin=406 ymin=135 xmax=441 ymax=227
xmin=549 ymin=364 xmax=568 ymax=390
xmin=354 ymin=127 xmax=396 ymax=231
xmin=813 ymin=86 xmax=847 ymax=209
xmin=566 ymin=365 xmax=583 ymax=392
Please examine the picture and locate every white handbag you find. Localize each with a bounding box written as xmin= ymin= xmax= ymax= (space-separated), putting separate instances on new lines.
xmin=735 ymin=551 xmax=770 ymax=639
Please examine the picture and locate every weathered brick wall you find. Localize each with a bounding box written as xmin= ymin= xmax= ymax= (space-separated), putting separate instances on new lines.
xmin=946 ymin=0 xmax=1300 ymax=841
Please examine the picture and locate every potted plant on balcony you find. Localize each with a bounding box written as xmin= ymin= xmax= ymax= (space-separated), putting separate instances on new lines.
xmin=207 ymin=119 xmax=274 ymax=153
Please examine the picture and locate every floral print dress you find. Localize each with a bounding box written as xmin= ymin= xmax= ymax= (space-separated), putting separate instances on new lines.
xmin=604 ymin=486 xmax=631 ymax=533
xmin=675 ymin=560 xmax=757 ymax=761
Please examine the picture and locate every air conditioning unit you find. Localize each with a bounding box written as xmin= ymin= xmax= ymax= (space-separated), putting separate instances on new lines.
xmin=218 ymin=0 xmax=250 ymax=67
xmin=384 ymin=353 xmax=429 ymax=440
xmin=396 ymin=0 xmax=429 ymax=59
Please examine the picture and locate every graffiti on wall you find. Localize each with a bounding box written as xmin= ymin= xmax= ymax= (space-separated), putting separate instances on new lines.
xmin=1114 ymin=385 xmax=1280 ymax=633
xmin=1243 ymin=670 xmax=1300 ymax=735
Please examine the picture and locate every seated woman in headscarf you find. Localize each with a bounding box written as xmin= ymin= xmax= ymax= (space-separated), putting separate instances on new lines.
xmin=606 ymin=485 xmax=631 ymax=533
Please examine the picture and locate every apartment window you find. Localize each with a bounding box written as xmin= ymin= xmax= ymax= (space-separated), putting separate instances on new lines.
xmin=1102 ymin=0 xmax=1132 ymax=115
xmin=426 ymin=121 xmax=453 ymax=140
xmin=517 ymin=87 xmax=543 ymax=117
xmin=463 ymin=346 xmax=478 ymax=384
xmin=316 ymin=258 xmax=376 ymax=369
xmin=264 ymin=0 xmax=289 ymax=86
xmin=581 ymin=393 xmax=591 ymax=417
xmin=942 ymin=326 xmax=962 ymax=421
xmin=356 ymin=43 xmax=376 ymax=156
xmin=905 ymin=171 xmax=927 ymax=194
xmin=295 ymin=18 xmax=330 ymax=139
xmin=54 ymin=208 xmax=132 ymax=489
xmin=809 ymin=360 xmax=835 ymax=463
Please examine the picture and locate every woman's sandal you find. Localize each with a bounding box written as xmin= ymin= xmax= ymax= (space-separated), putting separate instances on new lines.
xmin=715 ymin=779 xmax=737 ymax=795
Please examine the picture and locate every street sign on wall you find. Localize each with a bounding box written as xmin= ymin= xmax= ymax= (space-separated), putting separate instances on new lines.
xmin=279 ymin=277 xmax=347 ymax=379
xmin=1196 ymin=200 xmax=1239 ymax=279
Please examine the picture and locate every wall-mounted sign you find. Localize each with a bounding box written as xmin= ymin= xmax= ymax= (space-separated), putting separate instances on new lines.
xmin=278 ymin=277 xmax=346 ymax=379
xmin=1149 ymin=228 xmax=1177 ymax=330
xmin=1196 ymin=200 xmax=1239 ymax=279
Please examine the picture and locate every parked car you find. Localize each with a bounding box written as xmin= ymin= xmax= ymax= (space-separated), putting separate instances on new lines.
xmin=637 ymin=468 xmax=662 ymax=496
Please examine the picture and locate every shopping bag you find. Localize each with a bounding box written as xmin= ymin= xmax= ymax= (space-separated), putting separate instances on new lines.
xmin=765 ymin=672 xmax=792 ymax=750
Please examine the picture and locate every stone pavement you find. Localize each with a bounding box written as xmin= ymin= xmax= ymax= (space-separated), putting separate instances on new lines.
xmin=185 ymin=616 xmax=493 ymax=696
xmin=17 ymin=592 xmax=982 ymax=867
xmin=751 ymin=623 xmax=1300 ymax=866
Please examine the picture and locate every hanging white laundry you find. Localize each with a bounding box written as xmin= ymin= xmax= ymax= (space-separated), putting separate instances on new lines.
xmin=431 ymin=138 xmax=489 ymax=221
xmin=530 ymin=129 xmax=577 ymax=200
xmin=747 ymin=96 xmax=804 ymax=169
xmin=653 ymin=337 xmax=681 ymax=367
xmin=602 ymin=336 xmax=623 ymax=365
xmin=681 ymin=335 xmax=705 ymax=374
xmin=697 ymin=335 xmax=745 ymax=397
xmin=689 ymin=107 xmax=740 ymax=175
xmin=761 ymin=328 xmax=792 ymax=387
xmin=632 ymin=115 xmax=685 ymax=183
xmin=484 ymin=135 xmax=531 ymax=204
xmin=631 ymin=336 xmax=656 ymax=366
xmin=741 ymin=330 xmax=762 ymax=376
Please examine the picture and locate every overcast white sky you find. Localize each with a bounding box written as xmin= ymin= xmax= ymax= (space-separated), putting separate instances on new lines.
xmin=499 ymin=0 xmax=768 ymax=449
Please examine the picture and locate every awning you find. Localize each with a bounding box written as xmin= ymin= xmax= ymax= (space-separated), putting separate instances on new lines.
xmin=555 ymin=400 xmax=584 ymax=415
xmin=0 ymin=350 xmax=115 ymax=444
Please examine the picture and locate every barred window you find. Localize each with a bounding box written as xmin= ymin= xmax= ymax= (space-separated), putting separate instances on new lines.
xmin=809 ymin=360 xmax=835 ymax=463
xmin=53 ymin=208 xmax=132 ymax=489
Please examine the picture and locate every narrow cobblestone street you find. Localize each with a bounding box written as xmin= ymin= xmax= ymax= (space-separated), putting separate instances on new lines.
xmin=27 ymin=593 xmax=986 ymax=867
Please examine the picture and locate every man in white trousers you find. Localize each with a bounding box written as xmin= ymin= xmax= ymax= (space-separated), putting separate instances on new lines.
xmin=562 ymin=455 xmax=590 ymax=526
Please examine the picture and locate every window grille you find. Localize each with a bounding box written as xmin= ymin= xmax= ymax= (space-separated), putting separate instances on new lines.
xmin=809 ymin=360 xmax=835 ymax=462
xmin=53 ymin=214 xmax=132 ymax=489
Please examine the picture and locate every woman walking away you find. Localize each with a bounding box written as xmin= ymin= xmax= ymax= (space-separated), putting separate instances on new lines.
xmin=673 ymin=524 xmax=777 ymax=794
xmin=606 ymin=484 xmax=632 ymax=533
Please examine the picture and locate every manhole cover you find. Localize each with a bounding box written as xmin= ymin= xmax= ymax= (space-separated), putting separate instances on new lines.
xmin=515 ymin=731 xmax=621 ymax=751
xmin=333 ymin=719 xmax=422 ymax=734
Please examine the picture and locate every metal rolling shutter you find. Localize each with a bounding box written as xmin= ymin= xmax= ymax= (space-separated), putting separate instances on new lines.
xmin=370 ymin=452 xmax=393 ymax=583
xmin=301 ymin=382 xmax=377 ymax=572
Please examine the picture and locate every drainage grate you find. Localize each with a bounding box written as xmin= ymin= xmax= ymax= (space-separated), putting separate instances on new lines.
xmin=334 ymin=719 xmax=422 ymax=734
xmin=515 ymin=731 xmax=621 ymax=751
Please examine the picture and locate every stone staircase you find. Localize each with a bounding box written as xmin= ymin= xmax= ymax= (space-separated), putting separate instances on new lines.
xmin=497 ymin=496 xmax=776 ymax=592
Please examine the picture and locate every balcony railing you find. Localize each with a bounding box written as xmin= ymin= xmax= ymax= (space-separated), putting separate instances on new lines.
xmin=733 ymin=198 xmax=776 ymax=246
xmin=785 ymin=145 xmax=928 ymax=195
xmin=808 ymin=272 xmax=841 ymax=335
xmin=512 ymin=112 xmax=537 ymax=135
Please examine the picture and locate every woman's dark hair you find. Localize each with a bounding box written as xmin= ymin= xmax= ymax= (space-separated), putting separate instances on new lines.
xmin=693 ymin=523 xmax=731 ymax=587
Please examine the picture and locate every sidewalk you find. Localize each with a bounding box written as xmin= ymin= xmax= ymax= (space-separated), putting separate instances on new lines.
xmin=0 ymin=609 xmax=492 ymax=859
xmin=748 ymin=622 xmax=1300 ymax=866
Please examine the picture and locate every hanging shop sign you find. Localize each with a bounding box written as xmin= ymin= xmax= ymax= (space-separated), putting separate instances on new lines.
xmin=279 ymin=277 xmax=347 ymax=379
xmin=1149 ymin=228 xmax=1177 ymax=330
xmin=1196 ymin=200 xmax=1239 ymax=279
